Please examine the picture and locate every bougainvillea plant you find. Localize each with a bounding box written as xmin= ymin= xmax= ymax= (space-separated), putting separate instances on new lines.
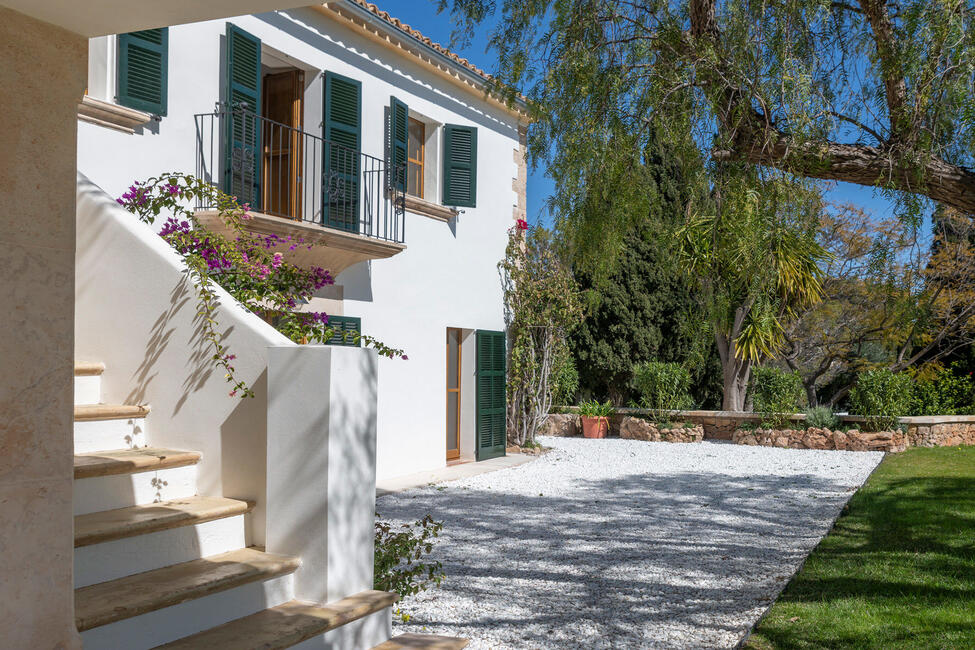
xmin=117 ymin=173 xmax=404 ymax=398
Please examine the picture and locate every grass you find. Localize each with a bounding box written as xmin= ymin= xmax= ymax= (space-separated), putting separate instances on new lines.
xmin=746 ymin=446 xmax=975 ymax=650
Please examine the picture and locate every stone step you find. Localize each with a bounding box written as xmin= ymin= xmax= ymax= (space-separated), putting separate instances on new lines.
xmin=75 ymin=403 xmax=150 ymax=421
xmin=75 ymin=547 xmax=300 ymax=633
xmin=75 ymin=362 xmax=105 ymax=405
xmin=75 ymin=362 xmax=106 ymax=376
xmin=373 ymin=633 xmax=470 ymax=649
xmin=74 ymin=404 xmax=150 ymax=453
xmin=75 ymin=496 xmax=253 ymax=548
xmin=74 ymin=447 xmax=201 ymax=479
xmin=153 ymin=591 xmax=399 ymax=649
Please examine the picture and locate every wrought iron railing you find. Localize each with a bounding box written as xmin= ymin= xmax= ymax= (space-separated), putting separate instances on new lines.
xmin=194 ymin=104 xmax=405 ymax=243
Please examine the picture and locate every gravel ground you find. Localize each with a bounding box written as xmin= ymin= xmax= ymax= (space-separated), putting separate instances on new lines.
xmin=378 ymin=437 xmax=883 ymax=649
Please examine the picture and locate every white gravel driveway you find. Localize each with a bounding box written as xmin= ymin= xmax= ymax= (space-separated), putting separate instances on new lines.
xmin=378 ymin=436 xmax=882 ymax=649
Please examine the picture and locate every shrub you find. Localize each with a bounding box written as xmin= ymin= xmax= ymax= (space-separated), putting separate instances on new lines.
xmin=550 ymin=351 xmax=580 ymax=405
xmin=909 ymin=364 xmax=975 ymax=416
xmin=374 ymin=514 xmax=445 ymax=621
xmin=633 ymin=361 xmax=694 ymax=419
xmin=578 ymin=399 xmax=614 ymax=417
xmin=752 ymin=366 xmax=805 ymax=428
xmin=805 ymin=405 xmax=840 ymax=430
xmin=849 ymin=369 xmax=913 ymax=432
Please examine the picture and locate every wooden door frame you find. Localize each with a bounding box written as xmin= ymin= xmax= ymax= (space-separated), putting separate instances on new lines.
xmin=261 ymin=69 xmax=304 ymax=220
xmin=446 ymin=327 xmax=462 ymax=460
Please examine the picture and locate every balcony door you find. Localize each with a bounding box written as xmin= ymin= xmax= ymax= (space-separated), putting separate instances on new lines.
xmin=261 ymin=70 xmax=304 ymax=220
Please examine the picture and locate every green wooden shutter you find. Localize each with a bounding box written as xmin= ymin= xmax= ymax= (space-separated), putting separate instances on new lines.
xmin=475 ymin=329 xmax=506 ymax=461
xmin=327 ymin=316 xmax=362 ymax=347
xmin=442 ymin=124 xmax=477 ymax=207
xmin=117 ymin=28 xmax=168 ymax=115
xmin=323 ymin=72 xmax=361 ymax=233
xmin=389 ymin=96 xmax=409 ymax=193
xmin=224 ymin=24 xmax=262 ymax=207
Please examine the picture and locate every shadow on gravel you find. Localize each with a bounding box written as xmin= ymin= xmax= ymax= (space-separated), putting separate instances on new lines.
xmin=379 ymin=466 xmax=857 ymax=648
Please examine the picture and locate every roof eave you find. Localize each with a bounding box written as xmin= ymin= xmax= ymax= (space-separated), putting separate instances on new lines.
xmin=318 ymin=1 xmax=529 ymax=119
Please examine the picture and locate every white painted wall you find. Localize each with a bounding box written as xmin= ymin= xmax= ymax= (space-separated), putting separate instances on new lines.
xmin=76 ymin=173 xmax=291 ymax=543
xmin=77 ymin=6 xmax=519 ymax=482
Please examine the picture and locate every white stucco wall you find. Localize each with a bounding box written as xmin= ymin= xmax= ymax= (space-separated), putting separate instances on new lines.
xmin=77 ymin=6 xmax=519 ymax=482
xmin=76 ymin=174 xmax=293 ymax=544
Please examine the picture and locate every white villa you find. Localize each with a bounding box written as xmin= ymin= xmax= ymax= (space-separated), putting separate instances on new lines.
xmin=80 ymin=0 xmax=525 ymax=480
xmin=1 ymin=0 xmax=522 ymax=648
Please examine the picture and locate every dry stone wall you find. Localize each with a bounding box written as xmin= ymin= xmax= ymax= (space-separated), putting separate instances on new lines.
xmin=731 ymin=427 xmax=907 ymax=452
xmin=545 ymin=408 xmax=975 ymax=452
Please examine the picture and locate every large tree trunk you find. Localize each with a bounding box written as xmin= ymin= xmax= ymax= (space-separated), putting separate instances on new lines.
xmin=691 ymin=0 xmax=975 ymax=217
xmin=713 ymin=141 xmax=975 ymax=216
xmin=715 ymin=330 xmax=751 ymax=411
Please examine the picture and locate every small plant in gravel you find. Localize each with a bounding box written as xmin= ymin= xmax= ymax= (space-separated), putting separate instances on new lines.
xmin=849 ymin=369 xmax=913 ymax=432
xmin=374 ymin=514 xmax=446 ymax=622
xmin=805 ymin=406 xmax=840 ymax=430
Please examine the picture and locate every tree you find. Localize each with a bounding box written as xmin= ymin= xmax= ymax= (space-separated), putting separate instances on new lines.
xmin=439 ymin=0 xmax=975 ymax=241
xmin=675 ymin=174 xmax=830 ymax=410
xmin=568 ymin=135 xmax=717 ymax=405
xmin=784 ymin=204 xmax=975 ymax=405
xmin=782 ymin=205 xmax=914 ymax=405
xmin=501 ymin=226 xmax=583 ymax=446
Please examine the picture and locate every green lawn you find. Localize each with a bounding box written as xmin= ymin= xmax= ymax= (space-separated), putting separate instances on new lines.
xmin=746 ymin=446 xmax=975 ymax=650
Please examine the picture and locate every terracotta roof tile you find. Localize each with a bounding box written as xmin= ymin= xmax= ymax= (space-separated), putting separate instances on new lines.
xmin=345 ymin=0 xmax=494 ymax=83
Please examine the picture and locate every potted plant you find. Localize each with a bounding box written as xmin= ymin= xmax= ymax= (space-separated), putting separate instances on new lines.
xmin=578 ymin=400 xmax=614 ymax=438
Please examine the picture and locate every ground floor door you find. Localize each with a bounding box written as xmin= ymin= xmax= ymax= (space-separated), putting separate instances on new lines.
xmin=261 ymin=69 xmax=304 ymax=219
xmin=475 ymin=329 xmax=507 ymax=461
xmin=446 ymin=328 xmax=462 ymax=460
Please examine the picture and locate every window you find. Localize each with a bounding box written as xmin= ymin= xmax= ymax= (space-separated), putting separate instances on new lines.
xmin=407 ymin=117 xmax=425 ymax=198
xmin=326 ymin=316 xmax=362 ymax=347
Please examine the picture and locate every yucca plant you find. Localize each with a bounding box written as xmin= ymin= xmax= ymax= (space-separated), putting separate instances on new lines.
xmin=676 ymin=176 xmax=830 ymax=410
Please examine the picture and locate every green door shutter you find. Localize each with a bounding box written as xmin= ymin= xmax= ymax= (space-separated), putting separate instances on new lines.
xmin=117 ymin=28 xmax=168 ymax=115
xmin=323 ymin=72 xmax=361 ymax=233
xmin=224 ymin=23 xmax=262 ymax=207
xmin=326 ymin=316 xmax=362 ymax=347
xmin=389 ymin=96 xmax=409 ymax=193
xmin=442 ymin=124 xmax=477 ymax=207
xmin=475 ymin=329 xmax=506 ymax=461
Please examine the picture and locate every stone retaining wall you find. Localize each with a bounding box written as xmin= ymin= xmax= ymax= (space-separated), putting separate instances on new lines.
xmin=619 ymin=418 xmax=704 ymax=443
xmin=545 ymin=408 xmax=975 ymax=451
xmin=732 ymin=427 xmax=907 ymax=452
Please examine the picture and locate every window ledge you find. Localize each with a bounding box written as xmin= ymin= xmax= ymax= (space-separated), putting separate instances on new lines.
xmin=77 ymin=95 xmax=152 ymax=134
xmin=401 ymin=193 xmax=460 ymax=222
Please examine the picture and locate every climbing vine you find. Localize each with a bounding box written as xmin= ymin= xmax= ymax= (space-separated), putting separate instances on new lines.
xmin=500 ymin=224 xmax=583 ymax=446
xmin=117 ymin=173 xmax=404 ymax=398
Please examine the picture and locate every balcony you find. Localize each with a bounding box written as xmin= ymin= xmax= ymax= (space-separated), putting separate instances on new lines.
xmin=193 ymin=106 xmax=406 ymax=274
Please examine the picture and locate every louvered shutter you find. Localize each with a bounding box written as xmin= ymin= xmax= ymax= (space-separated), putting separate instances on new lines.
xmin=475 ymin=329 xmax=507 ymax=460
xmin=327 ymin=316 xmax=362 ymax=347
xmin=323 ymin=72 xmax=361 ymax=233
xmin=224 ymin=24 xmax=262 ymax=206
xmin=389 ymin=97 xmax=409 ymax=193
xmin=117 ymin=28 xmax=168 ymax=115
xmin=442 ymin=124 xmax=477 ymax=207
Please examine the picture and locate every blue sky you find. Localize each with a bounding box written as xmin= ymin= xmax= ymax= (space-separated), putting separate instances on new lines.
xmin=378 ymin=0 xmax=902 ymax=227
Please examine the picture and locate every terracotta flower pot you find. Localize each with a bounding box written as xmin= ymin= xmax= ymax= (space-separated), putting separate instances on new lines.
xmin=581 ymin=416 xmax=609 ymax=438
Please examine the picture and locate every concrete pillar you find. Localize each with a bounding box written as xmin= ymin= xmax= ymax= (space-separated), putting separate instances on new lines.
xmin=265 ymin=344 xmax=380 ymax=601
xmin=0 ymin=7 xmax=86 ymax=649
xmin=266 ymin=344 xmax=388 ymax=647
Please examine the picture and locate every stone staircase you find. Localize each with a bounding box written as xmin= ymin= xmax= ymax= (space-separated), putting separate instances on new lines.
xmin=73 ymin=362 xmax=465 ymax=649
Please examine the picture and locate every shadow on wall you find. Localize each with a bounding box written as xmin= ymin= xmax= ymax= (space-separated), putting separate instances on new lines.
xmin=377 ymin=467 xmax=861 ymax=646
xmin=335 ymin=260 xmax=374 ymax=302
